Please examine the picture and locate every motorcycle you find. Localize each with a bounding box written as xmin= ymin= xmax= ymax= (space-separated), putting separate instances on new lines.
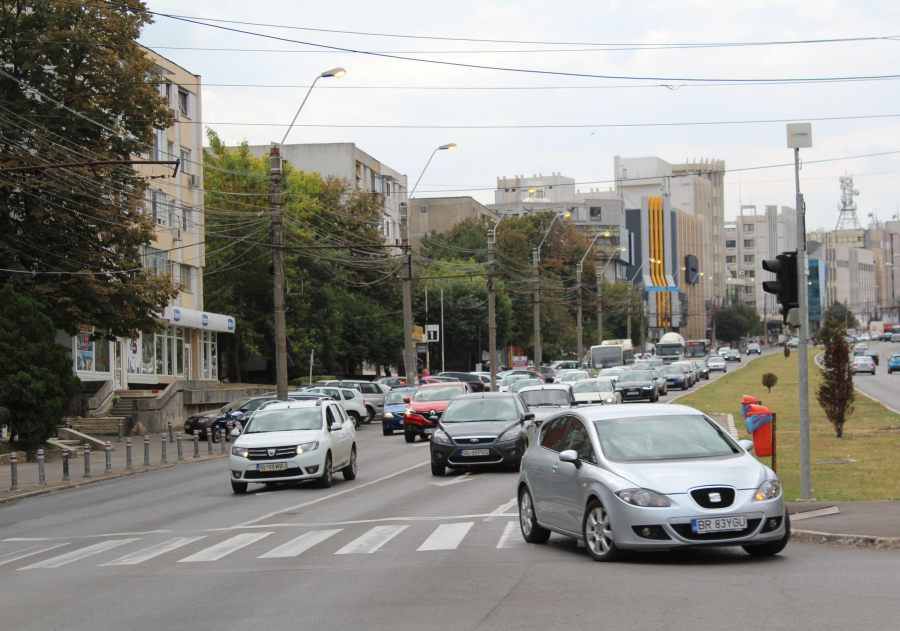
xmin=216 ymin=410 xmax=246 ymax=443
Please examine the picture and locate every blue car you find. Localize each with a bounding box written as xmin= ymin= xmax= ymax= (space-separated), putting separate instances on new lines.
xmin=888 ymin=354 xmax=900 ymax=375
xmin=381 ymin=386 xmax=417 ymax=436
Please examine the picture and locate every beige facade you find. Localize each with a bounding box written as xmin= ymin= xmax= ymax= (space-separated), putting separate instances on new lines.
xmin=409 ymin=197 xmax=498 ymax=251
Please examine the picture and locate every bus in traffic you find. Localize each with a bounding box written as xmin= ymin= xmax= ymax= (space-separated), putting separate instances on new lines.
xmin=685 ymin=339 xmax=711 ymax=361
xmin=589 ymin=340 xmax=635 ymax=371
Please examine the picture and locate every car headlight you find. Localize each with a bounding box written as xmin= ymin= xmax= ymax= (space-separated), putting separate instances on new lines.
xmin=382 ymin=412 xmax=394 ymax=420
xmin=296 ymin=441 xmax=319 ymax=454
xmin=605 ymin=398 xmax=614 ymax=403
xmin=642 ymin=386 xmax=652 ymax=390
xmin=432 ymin=430 xmax=451 ymax=444
xmin=405 ymin=408 xmax=416 ymax=416
xmin=754 ymin=479 xmax=782 ymax=501
xmin=499 ymin=428 xmax=523 ymax=442
xmin=231 ymin=446 xmax=249 ymax=458
xmin=616 ymin=488 xmax=671 ymax=507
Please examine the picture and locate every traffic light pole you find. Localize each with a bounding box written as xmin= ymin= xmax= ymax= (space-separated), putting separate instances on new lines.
xmin=795 ymin=149 xmax=812 ymax=500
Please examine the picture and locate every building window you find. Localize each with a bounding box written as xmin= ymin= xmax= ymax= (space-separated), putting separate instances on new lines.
xmin=730 ymin=271 xmax=737 ymax=279
xmin=590 ymin=207 xmax=602 ymax=218
xmin=726 ymin=255 xmax=736 ymax=264
xmin=743 ymin=224 xmax=754 ymax=232
xmin=180 ymin=148 xmax=190 ymax=175
xmin=201 ymin=331 xmax=218 ymax=380
xmin=744 ymin=239 xmax=755 ymax=247
xmin=420 ymin=205 xmax=428 ymax=213
xmin=96 ymin=339 xmax=109 ymax=373
xmin=75 ymin=331 xmax=93 ymax=372
xmin=726 ymin=240 xmax=736 ymax=248
xmin=745 ymin=286 xmax=756 ymax=294
xmin=180 ymin=265 xmax=192 ymax=293
xmin=746 ymin=270 xmax=756 ymax=279
xmin=141 ymin=332 xmax=155 ymax=374
xmin=385 ymin=181 xmax=392 ymax=197
xmin=178 ymin=90 xmax=189 ymax=117
xmin=144 ymin=247 xmax=169 ymax=276
xmin=744 ymin=254 xmax=755 ymax=263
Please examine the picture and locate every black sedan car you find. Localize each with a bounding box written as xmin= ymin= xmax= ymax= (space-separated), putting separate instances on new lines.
xmin=613 ymin=370 xmax=660 ymax=402
xmin=723 ymin=349 xmax=742 ymax=363
xmin=660 ymin=365 xmax=689 ymax=390
xmin=436 ymin=372 xmax=489 ymax=392
xmin=184 ymin=395 xmax=275 ymax=442
xmin=430 ymin=393 xmax=536 ymax=476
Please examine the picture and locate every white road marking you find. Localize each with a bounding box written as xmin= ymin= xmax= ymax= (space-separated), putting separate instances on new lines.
xmin=178 ymin=533 xmax=272 ymax=563
xmin=496 ymin=521 xmax=527 ymax=549
xmin=0 ymin=544 xmax=68 ymax=566
xmin=417 ymin=522 xmax=474 ymax=551
xmin=233 ymin=461 xmax=429 ymax=528
xmin=258 ymin=530 xmax=342 ymax=558
xmin=484 ymin=498 xmax=517 ymax=521
xmin=19 ymin=539 xmax=139 ymax=570
xmin=3 ymin=538 xmax=54 ymax=542
xmin=335 ymin=525 xmax=408 ymax=555
xmin=430 ymin=475 xmax=473 ymax=487
xmin=100 ymin=537 xmax=206 ymax=566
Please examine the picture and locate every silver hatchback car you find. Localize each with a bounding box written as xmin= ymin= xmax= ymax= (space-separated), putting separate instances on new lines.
xmin=516 ymin=404 xmax=788 ymax=561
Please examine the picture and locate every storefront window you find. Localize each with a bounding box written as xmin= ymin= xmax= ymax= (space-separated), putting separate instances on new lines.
xmin=210 ymin=332 xmax=217 ymax=379
xmin=155 ymin=334 xmax=164 ymax=375
xmin=96 ymin=339 xmax=110 ymax=373
xmin=199 ymin=331 xmax=218 ymax=379
xmin=141 ymin=332 xmax=155 ymax=374
xmin=76 ymin=331 xmax=93 ymax=372
xmin=175 ymin=328 xmax=184 ymax=376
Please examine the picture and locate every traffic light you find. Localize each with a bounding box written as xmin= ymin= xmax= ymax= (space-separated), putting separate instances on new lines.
xmin=762 ymin=251 xmax=799 ymax=324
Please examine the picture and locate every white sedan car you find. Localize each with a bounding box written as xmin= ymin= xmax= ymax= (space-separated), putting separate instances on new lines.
xmin=229 ymin=399 xmax=357 ymax=493
xmin=298 ymin=386 xmax=369 ymax=426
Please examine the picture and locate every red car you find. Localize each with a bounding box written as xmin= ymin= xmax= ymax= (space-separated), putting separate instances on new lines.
xmin=403 ymin=382 xmax=472 ymax=443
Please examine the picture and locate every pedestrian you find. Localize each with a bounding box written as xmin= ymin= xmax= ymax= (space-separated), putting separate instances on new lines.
xmin=422 ymin=369 xmax=430 ymax=377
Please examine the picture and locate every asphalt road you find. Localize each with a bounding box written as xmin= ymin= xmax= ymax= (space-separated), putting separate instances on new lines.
xmin=844 ymin=340 xmax=900 ymax=413
xmin=3 ymin=351 xmax=898 ymax=631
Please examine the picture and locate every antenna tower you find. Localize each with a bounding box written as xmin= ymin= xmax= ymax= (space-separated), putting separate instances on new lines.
xmin=835 ymin=174 xmax=861 ymax=230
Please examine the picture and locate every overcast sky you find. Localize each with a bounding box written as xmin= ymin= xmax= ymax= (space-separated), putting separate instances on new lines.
xmin=141 ymin=0 xmax=900 ymax=229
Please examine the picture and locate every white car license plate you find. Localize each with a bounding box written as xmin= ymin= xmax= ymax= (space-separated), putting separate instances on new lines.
xmin=258 ymin=463 xmax=287 ymax=472
xmin=460 ymin=449 xmax=490 ymax=457
xmin=424 ymin=428 xmax=435 ymax=435
xmin=691 ymin=515 xmax=748 ymax=533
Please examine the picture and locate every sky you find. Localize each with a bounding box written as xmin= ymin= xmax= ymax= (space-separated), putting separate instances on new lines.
xmin=139 ymin=0 xmax=900 ymax=230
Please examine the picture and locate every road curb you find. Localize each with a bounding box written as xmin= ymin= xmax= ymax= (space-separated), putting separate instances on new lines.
xmin=791 ymin=528 xmax=900 ymax=549
xmin=0 ymin=454 xmax=226 ymax=505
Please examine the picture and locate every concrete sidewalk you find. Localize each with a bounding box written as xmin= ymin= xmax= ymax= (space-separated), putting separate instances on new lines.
xmin=787 ymin=501 xmax=900 ymax=548
xmin=0 ymin=434 xmax=227 ymax=504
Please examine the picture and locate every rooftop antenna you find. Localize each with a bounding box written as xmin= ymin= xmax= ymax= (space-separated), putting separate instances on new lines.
xmin=835 ymin=174 xmax=862 ymax=230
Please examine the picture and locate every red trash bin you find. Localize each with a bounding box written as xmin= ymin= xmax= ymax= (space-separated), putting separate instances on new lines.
xmin=746 ymin=404 xmax=773 ymax=457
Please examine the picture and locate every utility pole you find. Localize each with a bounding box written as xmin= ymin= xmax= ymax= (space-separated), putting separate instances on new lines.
xmin=425 ymin=286 xmax=430 ymax=374
xmin=488 ymin=229 xmax=498 ymax=391
xmin=533 ymin=247 xmax=542 ymax=368
xmin=576 ymin=261 xmax=584 ymax=366
xmin=597 ymin=272 xmax=604 ymax=344
xmin=640 ymin=290 xmax=646 ymax=355
xmin=441 ymin=289 xmax=445 ymax=372
xmin=269 ymin=144 xmax=288 ymax=401
xmin=400 ymin=202 xmax=416 ymax=383
xmin=627 ymin=281 xmax=633 ymax=341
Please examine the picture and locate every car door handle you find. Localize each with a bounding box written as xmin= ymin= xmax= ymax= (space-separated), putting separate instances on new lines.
xmin=551 ymin=464 xmax=559 ymax=472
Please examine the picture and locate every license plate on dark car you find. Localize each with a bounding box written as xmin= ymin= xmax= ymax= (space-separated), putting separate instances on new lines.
xmin=460 ymin=449 xmax=489 ymax=457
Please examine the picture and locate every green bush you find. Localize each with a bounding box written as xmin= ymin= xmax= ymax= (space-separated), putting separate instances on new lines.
xmin=762 ymin=373 xmax=778 ymax=393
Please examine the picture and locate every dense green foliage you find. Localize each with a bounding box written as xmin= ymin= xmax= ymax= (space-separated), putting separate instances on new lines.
xmin=0 ymin=285 xmax=82 ymax=452
xmin=0 ymin=0 xmax=180 ymax=336
xmin=822 ymin=300 xmax=860 ymax=330
xmin=713 ymin=303 xmax=764 ymax=344
xmin=816 ymin=316 xmax=855 ymax=438
xmin=762 ymin=372 xmax=778 ymax=393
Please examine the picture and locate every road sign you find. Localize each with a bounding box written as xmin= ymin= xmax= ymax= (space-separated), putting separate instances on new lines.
xmin=425 ymin=325 xmax=440 ymax=342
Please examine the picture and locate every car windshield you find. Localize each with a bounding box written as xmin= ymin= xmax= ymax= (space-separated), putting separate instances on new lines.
xmin=414 ymin=386 xmax=463 ymax=402
xmin=385 ymin=391 xmax=411 ymax=405
xmin=573 ymin=380 xmax=614 ymax=394
xmin=510 ymin=379 xmax=543 ymax=393
xmin=520 ymin=390 xmax=570 ymax=407
xmin=441 ymin=398 xmax=519 ymax=423
xmin=560 ymin=371 xmax=589 ymax=381
xmin=501 ymin=376 xmax=526 ymax=386
xmin=599 ymin=369 xmax=623 ymax=378
xmin=661 ymin=366 xmax=683 ymax=376
xmin=222 ymin=398 xmax=249 ymax=413
xmin=594 ymin=415 xmax=738 ymax=461
xmin=245 ymin=408 xmax=322 ymax=433
xmin=618 ymin=371 xmax=652 ymax=383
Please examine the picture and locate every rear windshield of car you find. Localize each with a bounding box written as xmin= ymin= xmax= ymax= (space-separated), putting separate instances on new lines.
xmin=245 ymin=408 xmax=322 ymax=433
xmin=520 ymin=390 xmax=569 ymax=407
xmin=660 ymin=366 xmax=683 ymax=375
xmin=385 ymin=391 xmax=411 ymax=405
xmin=414 ymin=385 xmax=464 ymax=401
xmin=501 ymin=375 xmax=526 ymax=386
xmin=510 ymin=379 xmax=543 ymax=392
xmin=441 ymin=398 xmax=519 ymax=423
xmin=593 ymin=415 xmax=738 ymax=461
xmin=560 ymin=371 xmax=589 ymax=381
xmin=573 ymin=380 xmax=614 ymax=394
xmin=618 ymin=371 xmax=652 ymax=383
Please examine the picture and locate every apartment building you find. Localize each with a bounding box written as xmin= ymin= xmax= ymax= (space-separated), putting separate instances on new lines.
xmin=64 ymin=48 xmax=234 ymax=388
xmin=245 ymin=143 xmax=408 ymax=245
xmin=806 ymin=227 xmax=876 ymax=322
xmin=408 ymin=197 xmax=498 ymax=252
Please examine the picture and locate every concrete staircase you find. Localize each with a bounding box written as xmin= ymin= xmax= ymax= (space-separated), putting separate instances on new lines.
xmin=67 ymin=417 xmax=126 ymax=436
xmin=110 ymin=399 xmax=134 ymax=418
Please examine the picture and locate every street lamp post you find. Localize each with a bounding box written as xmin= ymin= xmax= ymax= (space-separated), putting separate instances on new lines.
xmin=401 ymin=143 xmax=457 ymax=383
xmin=576 ymin=232 xmax=609 ymax=366
xmin=534 ymin=212 xmax=570 ymax=369
xmin=271 ymin=67 xmax=345 ymax=400
xmin=597 ymin=247 xmax=627 ymax=345
xmin=487 ymin=213 xmax=511 ymax=391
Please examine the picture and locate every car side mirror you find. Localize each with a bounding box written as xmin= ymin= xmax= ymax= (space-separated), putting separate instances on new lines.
xmin=330 ymin=422 xmax=342 ymax=432
xmin=559 ymin=450 xmax=581 ymax=468
xmin=230 ymin=428 xmax=241 ymax=437
xmin=403 ymin=397 xmax=411 ymax=404
xmin=738 ymin=439 xmax=754 ymax=452
xmin=239 ymin=407 xmax=249 ymax=413
xmin=523 ymin=412 xmax=535 ymax=421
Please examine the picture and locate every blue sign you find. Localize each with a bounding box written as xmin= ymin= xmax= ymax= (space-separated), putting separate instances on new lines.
xmin=201 ymin=313 xmax=209 ymax=327
xmin=227 ymin=318 xmax=235 ymax=331
xmin=646 ymin=286 xmax=681 ymax=293
xmin=173 ymin=308 xmax=181 ymax=322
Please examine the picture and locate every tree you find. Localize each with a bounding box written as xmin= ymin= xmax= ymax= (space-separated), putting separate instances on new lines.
xmin=0 ymin=285 xmax=82 ymax=453
xmin=816 ymin=316 xmax=855 ymax=438
xmin=823 ymin=301 xmax=860 ymax=330
xmin=713 ymin=304 xmax=763 ymax=344
xmin=0 ymin=1 xmax=180 ymax=336
xmin=762 ymin=373 xmax=778 ymax=393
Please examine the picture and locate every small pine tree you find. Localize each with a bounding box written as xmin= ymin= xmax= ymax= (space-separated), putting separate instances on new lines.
xmin=0 ymin=286 xmax=82 ymax=452
xmin=816 ymin=316 xmax=855 ymax=438
xmin=762 ymin=373 xmax=778 ymax=393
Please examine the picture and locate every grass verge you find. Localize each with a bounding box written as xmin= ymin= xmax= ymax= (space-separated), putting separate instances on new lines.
xmin=677 ymin=351 xmax=900 ymax=501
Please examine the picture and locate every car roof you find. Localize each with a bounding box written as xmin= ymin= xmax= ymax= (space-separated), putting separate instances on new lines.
xmin=257 ymin=400 xmax=323 ymax=410
xmin=576 ymin=403 xmax=703 ymax=422
xmin=450 ymin=392 xmax=516 ymax=400
xmin=418 ymin=381 xmax=467 ymax=388
xmin=518 ymin=384 xmax=572 ymax=392
xmin=387 ymin=386 xmax=417 ymax=392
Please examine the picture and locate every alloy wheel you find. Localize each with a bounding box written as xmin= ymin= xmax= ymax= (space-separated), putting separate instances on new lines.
xmin=520 ymin=492 xmax=534 ymax=536
xmin=585 ymin=506 xmax=614 ymax=556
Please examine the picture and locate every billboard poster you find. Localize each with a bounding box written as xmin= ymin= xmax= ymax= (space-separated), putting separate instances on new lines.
xmin=76 ymin=331 xmax=93 ymax=372
xmin=128 ymin=336 xmax=141 ymax=374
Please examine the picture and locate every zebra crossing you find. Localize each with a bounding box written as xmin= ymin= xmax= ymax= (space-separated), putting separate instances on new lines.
xmin=5 ymin=519 xmax=537 ymax=571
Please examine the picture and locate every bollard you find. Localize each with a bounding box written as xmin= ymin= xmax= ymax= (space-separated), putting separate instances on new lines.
xmin=38 ymin=449 xmax=47 ymax=486
xmin=220 ymin=425 xmax=228 ymax=454
xmin=167 ymin=419 xmax=174 ymax=443
xmin=62 ymin=448 xmax=70 ymax=482
xmin=117 ymin=419 xmax=123 ymax=443
xmin=207 ymin=428 xmax=214 ymax=455
xmin=143 ymin=435 xmax=150 ymax=467
xmin=9 ymin=452 xmax=19 ymax=491
xmin=160 ymin=434 xmax=168 ymax=463
xmin=193 ymin=430 xmax=200 ymax=459
xmin=104 ymin=441 xmax=112 ymax=474
xmin=83 ymin=444 xmax=92 ymax=478
xmin=226 ymin=421 xmax=234 ymax=444
xmin=176 ymin=432 xmax=184 ymax=460
xmin=125 ymin=438 xmax=133 ymax=470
